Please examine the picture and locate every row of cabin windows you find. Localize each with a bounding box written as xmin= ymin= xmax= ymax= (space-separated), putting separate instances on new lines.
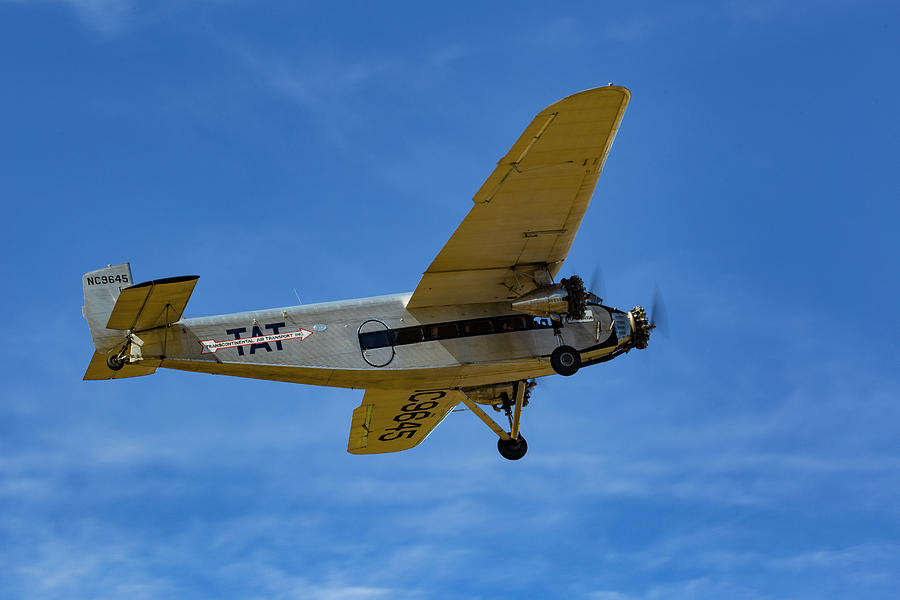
xmin=359 ymin=315 xmax=554 ymax=350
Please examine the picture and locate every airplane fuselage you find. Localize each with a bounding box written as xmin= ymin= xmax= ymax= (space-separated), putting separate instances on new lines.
xmin=121 ymin=293 xmax=631 ymax=390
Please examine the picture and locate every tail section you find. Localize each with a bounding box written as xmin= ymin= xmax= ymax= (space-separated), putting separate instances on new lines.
xmin=82 ymin=264 xmax=199 ymax=381
xmin=83 ymin=263 xmax=151 ymax=380
xmin=82 ymin=263 xmax=133 ymax=353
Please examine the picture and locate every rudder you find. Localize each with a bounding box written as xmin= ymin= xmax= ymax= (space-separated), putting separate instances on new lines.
xmin=82 ymin=263 xmax=133 ymax=353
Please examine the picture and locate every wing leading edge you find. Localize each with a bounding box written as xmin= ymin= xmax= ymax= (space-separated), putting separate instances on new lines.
xmin=407 ymin=85 xmax=630 ymax=309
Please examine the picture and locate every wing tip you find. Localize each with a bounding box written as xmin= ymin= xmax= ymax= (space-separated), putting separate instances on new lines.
xmin=542 ymin=84 xmax=631 ymax=113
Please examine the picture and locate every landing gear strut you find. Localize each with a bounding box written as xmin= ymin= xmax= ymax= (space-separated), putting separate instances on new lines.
xmin=495 ymin=391 xmax=528 ymax=460
xmin=459 ymin=381 xmax=531 ymax=461
xmin=105 ymin=332 xmax=145 ymax=372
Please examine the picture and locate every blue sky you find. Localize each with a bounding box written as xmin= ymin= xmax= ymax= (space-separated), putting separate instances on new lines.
xmin=2 ymin=1 xmax=899 ymax=598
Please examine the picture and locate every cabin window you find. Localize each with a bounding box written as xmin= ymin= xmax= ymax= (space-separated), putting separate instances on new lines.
xmin=359 ymin=330 xmax=393 ymax=350
xmin=494 ymin=315 xmax=528 ymax=332
xmin=436 ymin=324 xmax=459 ymax=339
xmin=424 ymin=323 xmax=458 ymax=341
xmin=395 ymin=327 xmax=424 ymax=345
xmin=357 ymin=314 xmax=552 ymax=351
xmin=462 ymin=319 xmax=494 ymax=335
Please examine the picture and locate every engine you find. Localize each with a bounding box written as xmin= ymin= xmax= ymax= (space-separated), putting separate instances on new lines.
xmin=510 ymin=275 xmax=587 ymax=320
xmin=462 ymin=381 xmax=535 ymax=408
xmin=629 ymin=305 xmax=652 ymax=349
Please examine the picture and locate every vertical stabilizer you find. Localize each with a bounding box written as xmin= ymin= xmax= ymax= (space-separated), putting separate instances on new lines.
xmin=82 ymin=263 xmax=133 ymax=352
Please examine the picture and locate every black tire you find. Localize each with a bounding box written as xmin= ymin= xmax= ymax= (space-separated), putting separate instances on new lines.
xmin=550 ymin=345 xmax=581 ymax=376
xmin=498 ymin=435 xmax=528 ymax=460
xmin=107 ymin=354 xmax=125 ymax=371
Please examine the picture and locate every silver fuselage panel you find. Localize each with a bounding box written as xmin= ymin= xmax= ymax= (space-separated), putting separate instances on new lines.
xmin=127 ymin=293 xmax=627 ymax=390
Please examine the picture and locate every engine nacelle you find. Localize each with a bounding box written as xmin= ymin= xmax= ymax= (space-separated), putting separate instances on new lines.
xmin=510 ymin=284 xmax=568 ymax=318
xmin=511 ymin=276 xmax=587 ymax=320
xmin=462 ymin=381 xmax=535 ymax=406
xmin=462 ymin=382 xmax=518 ymax=405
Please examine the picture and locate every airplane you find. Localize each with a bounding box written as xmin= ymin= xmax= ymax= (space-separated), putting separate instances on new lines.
xmin=82 ymin=84 xmax=655 ymax=460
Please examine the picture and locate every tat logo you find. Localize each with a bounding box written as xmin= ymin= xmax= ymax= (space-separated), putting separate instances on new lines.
xmin=200 ymin=322 xmax=313 ymax=355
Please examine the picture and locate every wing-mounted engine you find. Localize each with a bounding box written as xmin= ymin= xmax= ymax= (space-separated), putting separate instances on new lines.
xmin=510 ymin=275 xmax=587 ymax=321
xmin=462 ymin=380 xmax=536 ymax=411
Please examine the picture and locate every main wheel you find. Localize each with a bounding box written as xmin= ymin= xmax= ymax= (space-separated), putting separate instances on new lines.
xmin=107 ymin=354 xmax=125 ymax=371
xmin=550 ymin=345 xmax=581 ymax=376
xmin=498 ymin=435 xmax=528 ymax=460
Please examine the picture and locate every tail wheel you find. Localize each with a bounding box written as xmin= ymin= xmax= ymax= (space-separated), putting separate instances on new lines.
xmin=498 ymin=435 xmax=528 ymax=460
xmin=107 ymin=354 xmax=125 ymax=371
xmin=550 ymin=345 xmax=581 ymax=376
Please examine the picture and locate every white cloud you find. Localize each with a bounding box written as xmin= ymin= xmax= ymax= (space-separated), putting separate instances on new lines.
xmin=4 ymin=0 xmax=136 ymax=35
xmin=422 ymin=43 xmax=468 ymax=70
xmin=724 ymin=0 xmax=875 ymax=23
xmin=63 ymin=0 xmax=132 ymax=33
xmin=242 ymin=51 xmax=396 ymax=112
xmin=602 ymin=10 xmax=676 ymax=44
xmin=590 ymin=592 xmax=636 ymax=600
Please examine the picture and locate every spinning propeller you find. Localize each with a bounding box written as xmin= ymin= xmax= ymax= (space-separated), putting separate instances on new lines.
xmin=588 ymin=265 xmax=605 ymax=304
xmin=649 ymin=286 xmax=668 ymax=336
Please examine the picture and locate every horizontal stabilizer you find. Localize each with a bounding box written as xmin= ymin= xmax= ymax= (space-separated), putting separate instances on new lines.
xmin=83 ymin=351 xmax=158 ymax=380
xmin=106 ymin=275 xmax=198 ymax=332
xmin=348 ymin=389 xmax=460 ymax=455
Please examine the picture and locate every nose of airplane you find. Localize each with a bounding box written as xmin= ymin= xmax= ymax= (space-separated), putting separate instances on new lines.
xmin=628 ymin=306 xmax=652 ymax=349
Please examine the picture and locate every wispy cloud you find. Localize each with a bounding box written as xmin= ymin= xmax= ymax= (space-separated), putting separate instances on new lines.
xmin=224 ymin=41 xmax=474 ymax=172
xmin=233 ymin=43 xmax=468 ymax=111
xmin=239 ymin=51 xmax=397 ymax=113
xmin=3 ymin=0 xmax=136 ymax=35
xmin=229 ymin=47 xmax=398 ymax=154
xmin=724 ymin=0 xmax=878 ymax=23
xmin=63 ymin=0 xmax=132 ymax=33
xmin=593 ymin=528 xmax=900 ymax=600
xmin=590 ymin=592 xmax=636 ymax=600
xmin=602 ymin=10 xmax=678 ymax=44
xmin=424 ymin=43 xmax=469 ymax=69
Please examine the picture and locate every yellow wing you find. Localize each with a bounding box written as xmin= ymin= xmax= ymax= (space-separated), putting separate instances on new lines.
xmin=407 ymin=85 xmax=630 ymax=308
xmin=347 ymin=389 xmax=461 ymax=455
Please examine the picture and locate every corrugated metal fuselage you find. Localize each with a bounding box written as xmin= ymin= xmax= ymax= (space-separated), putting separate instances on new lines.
xmin=127 ymin=293 xmax=624 ymax=390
